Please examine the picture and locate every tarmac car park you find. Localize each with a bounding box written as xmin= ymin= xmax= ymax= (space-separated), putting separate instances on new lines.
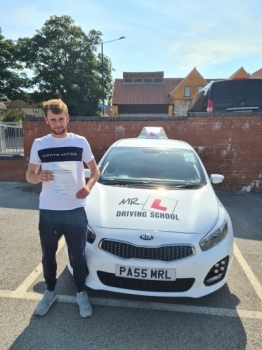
xmin=1 ymin=138 xmax=262 ymax=349
xmin=66 ymin=127 xmax=234 ymax=298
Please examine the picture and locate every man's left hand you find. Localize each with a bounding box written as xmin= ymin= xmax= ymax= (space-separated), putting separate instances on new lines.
xmin=76 ymin=185 xmax=91 ymax=199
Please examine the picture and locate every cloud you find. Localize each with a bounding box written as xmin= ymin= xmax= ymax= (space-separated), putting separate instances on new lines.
xmin=170 ymin=38 xmax=262 ymax=67
xmin=1 ymin=0 xmax=262 ymax=79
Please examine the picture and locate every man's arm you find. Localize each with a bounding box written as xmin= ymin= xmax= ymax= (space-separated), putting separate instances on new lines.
xmin=26 ymin=163 xmax=54 ymax=184
xmin=76 ymin=159 xmax=100 ymax=199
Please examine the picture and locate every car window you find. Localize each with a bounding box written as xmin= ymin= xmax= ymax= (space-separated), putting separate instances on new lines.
xmin=211 ymin=80 xmax=262 ymax=102
xmin=99 ymin=147 xmax=206 ymax=186
xmin=188 ymin=84 xmax=211 ymax=112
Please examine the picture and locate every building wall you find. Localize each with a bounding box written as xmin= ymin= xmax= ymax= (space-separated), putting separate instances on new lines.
xmin=111 ymin=105 xmax=118 ymax=116
xmin=168 ymin=105 xmax=173 ymax=116
xmin=22 ymin=108 xmax=44 ymax=118
xmin=230 ymin=68 xmax=250 ymax=79
xmin=171 ymin=69 xmax=207 ymax=100
xmin=114 ymin=104 xmax=173 ymax=117
xmin=174 ymin=100 xmax=191 ymax=116
xmin=118 ymin=104 xmax=168 ymax=114
xmin=1 ymin=115 xmax=262 ymax=192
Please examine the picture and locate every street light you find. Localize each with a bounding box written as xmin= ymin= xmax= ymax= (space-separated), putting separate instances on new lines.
xmin=101 ymin=36 xmax=125 ymax=116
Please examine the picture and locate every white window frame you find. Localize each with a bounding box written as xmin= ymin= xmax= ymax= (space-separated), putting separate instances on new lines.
xmin=184 ymin=86 xmax=191 ymax=97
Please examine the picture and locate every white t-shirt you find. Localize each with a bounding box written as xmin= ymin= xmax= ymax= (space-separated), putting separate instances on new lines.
xmin=29 ymin=133 xmax=94 ymax=210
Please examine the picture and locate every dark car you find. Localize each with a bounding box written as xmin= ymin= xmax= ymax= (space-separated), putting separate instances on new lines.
xmin=187 ymin=78 xmax=262 ymax=114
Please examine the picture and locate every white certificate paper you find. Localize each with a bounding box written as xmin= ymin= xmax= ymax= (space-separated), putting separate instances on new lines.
xmin=49 ymin=162 xmax=78 ymax=198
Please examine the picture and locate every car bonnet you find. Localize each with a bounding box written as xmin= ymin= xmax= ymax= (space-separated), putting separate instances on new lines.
xmin=85 ymin=184 xmax=219 ymax=234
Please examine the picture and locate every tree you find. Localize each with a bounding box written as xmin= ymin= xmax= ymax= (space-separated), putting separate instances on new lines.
xmin=0 ymin=28 xmax=29 ymax=101
xmin=17 ymin=15 xmax=113 ymax=116
xmin=3 ymin=107 xmax=25 ymax=122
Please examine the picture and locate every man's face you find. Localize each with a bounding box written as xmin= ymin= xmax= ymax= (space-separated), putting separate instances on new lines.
xmin=45 ymin=111 xmax=69 ymax=137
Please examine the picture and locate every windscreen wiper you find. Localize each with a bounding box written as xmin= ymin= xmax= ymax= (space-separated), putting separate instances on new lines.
xmin=99 ymin=179 xmax=155 ymax=186
xmin=173 ymin=182 xmax=206 ymax=189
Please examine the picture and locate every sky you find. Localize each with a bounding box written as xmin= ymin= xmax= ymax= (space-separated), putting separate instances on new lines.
xmin=1 ymin=0 xmax=262 ymax=81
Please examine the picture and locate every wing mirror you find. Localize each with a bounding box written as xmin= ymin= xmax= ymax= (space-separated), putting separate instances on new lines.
xmin=210 ymin=174 xmax=224 ymax=184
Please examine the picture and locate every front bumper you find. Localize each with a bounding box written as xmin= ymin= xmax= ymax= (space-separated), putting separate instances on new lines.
xmin=75 ymin=222 xmax=234 ymax=298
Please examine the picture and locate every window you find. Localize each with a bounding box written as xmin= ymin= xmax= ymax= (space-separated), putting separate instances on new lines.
xmin=197 ymin=86 xmax=204 ymax=93
xmin=33 ymin=108 xmax=39 ymax=113
xmin=184 ymin=86 xmax=191 ymax=97
xmin=123 ymin=78 xmax=163 ymax=84
xmin=98 ymin=147 xmax=205 ymax=184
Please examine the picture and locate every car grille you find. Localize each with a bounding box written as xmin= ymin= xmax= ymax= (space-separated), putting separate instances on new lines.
xmin=99 ymin=240 xmax=195 ymax=261
xmin=97 ymin=271 xmax=195 ymax=292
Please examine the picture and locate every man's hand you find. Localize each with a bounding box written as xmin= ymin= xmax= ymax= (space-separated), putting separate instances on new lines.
xmin=26 ymin=163 xmax=54 ymax=184
xmin=76 ymin=158 xmax=100 ymax=199
xmin=40 ymin=170 xmax=54 ymax=182
xmin=76 ymin=185 xmax=92 ymax=199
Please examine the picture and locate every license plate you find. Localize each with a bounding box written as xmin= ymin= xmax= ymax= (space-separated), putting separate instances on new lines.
xmin=115 ymin=265 xmax=176 ymax=281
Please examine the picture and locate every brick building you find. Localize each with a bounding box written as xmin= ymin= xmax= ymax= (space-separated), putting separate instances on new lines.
xmin=111 ymin=66 xmax=257 ymax=117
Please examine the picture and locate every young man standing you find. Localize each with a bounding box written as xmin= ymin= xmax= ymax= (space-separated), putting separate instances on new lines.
xmin=26 ymin=99 xmax=100 ymax=318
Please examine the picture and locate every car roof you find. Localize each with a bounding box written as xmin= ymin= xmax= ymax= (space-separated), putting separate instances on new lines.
xmin=109 ymin=127 xmax=194 ymax=150
xmin=112 ymin=138 xmax=193 ymax=150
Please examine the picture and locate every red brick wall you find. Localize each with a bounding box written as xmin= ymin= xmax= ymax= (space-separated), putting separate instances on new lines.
xmin=0 ymin=157 xmax=27 ymax=182
xmin=1 ymin=115 xmax=262 ymax=192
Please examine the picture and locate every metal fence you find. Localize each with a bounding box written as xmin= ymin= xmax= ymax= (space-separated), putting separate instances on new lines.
xmin=0 ymin=122 xmax=24 ymax=156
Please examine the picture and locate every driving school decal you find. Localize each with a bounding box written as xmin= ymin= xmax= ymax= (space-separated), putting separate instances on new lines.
xmin=116 ymin=195 xmax=179 ymax=220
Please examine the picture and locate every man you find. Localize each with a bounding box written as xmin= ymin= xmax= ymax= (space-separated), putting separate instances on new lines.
xmin=26 ymin=99 xmax=100 ymax=318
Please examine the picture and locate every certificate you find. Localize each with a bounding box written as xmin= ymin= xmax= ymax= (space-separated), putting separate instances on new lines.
xmin=49 ymin=162 xmax=78 ymax=198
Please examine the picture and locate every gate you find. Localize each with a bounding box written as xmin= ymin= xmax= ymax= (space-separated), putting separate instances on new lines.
xmin=0 ymin=122 xmax=24 ymax=156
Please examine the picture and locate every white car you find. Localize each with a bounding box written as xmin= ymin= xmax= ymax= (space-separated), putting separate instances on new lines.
xmin=66 ymin=127 xmax=234 ymax=298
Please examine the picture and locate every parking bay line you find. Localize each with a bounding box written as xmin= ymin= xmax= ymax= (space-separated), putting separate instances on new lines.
xmin=13 ymin=240 xmax=262 ymax=302
xmin=234 ymin=242 xmax=262 ymax=301
xmin=0 ymin=289 xmax=262 ymax=320
xmin=11 ymin=237 xmax=65 ymax=295
xmin=3 ymin=238 xmax=261 ymax=320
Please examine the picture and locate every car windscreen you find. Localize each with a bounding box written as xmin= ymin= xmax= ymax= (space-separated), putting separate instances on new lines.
xmin=98 ymin=147 xmax=206 ymax=187
xmin=211 ymin=79 xmax=262 ymax=103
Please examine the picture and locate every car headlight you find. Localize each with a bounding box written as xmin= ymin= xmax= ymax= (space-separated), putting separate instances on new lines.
xmin=86 ymin=226 xmax=96 ymax=244
xmin=199 ymin=204 xmax=228 ymax=251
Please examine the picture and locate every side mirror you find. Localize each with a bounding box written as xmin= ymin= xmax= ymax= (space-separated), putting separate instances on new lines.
xmin=84 ymin=169 xmax=90 ymax=179
xmin=210 ymin=174 xmax=224 ymax=184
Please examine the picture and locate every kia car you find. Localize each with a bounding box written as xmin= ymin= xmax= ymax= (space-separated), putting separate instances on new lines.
xmin=66 ymin=127 xmax=234 ymax=298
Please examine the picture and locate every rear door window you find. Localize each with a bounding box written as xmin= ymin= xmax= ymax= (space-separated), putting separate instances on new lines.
xmin=211 ymin=80 xmax=262 ymax=103
xmin=188 ymin=88 xmax=208 ymax=112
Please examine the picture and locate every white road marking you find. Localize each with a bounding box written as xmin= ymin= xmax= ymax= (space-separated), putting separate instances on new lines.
xmin=12 ymin=237 xmax=65 ymax=295
xmin=234 ymin=242 xmax=262 ymax=301
xmin=0 ymin=290 xmax=262 ymax=320
xmin=1 ymin=238 xmax=262 ymax=320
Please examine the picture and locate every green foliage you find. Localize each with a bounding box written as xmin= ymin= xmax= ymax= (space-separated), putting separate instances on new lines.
xmin=17 ymin=15 xmax=113 ymax=116
xmin=0 ymin=95 xmax=9 ymax=103
xmin=3 ymin=108 xmax=25 ymax=122
xmin=0 ymin=28 xmax=29 ymax=101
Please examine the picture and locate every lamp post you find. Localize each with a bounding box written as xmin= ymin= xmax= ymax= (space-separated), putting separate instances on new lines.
xmin=101 ymin=36 xmax=125 ymax=116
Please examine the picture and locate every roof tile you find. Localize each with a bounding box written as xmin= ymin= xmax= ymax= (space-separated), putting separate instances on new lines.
xmin=112 ymin=78 xmax=183 ymax=105
xmin=7 ymin=100 xmax=39 ymax=108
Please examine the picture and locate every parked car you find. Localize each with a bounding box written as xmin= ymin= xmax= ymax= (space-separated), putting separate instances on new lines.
xmin=66 ymin=127 xmax=234 ymax=298
xmin=187 ymin=78 xmax=262 ymax=113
